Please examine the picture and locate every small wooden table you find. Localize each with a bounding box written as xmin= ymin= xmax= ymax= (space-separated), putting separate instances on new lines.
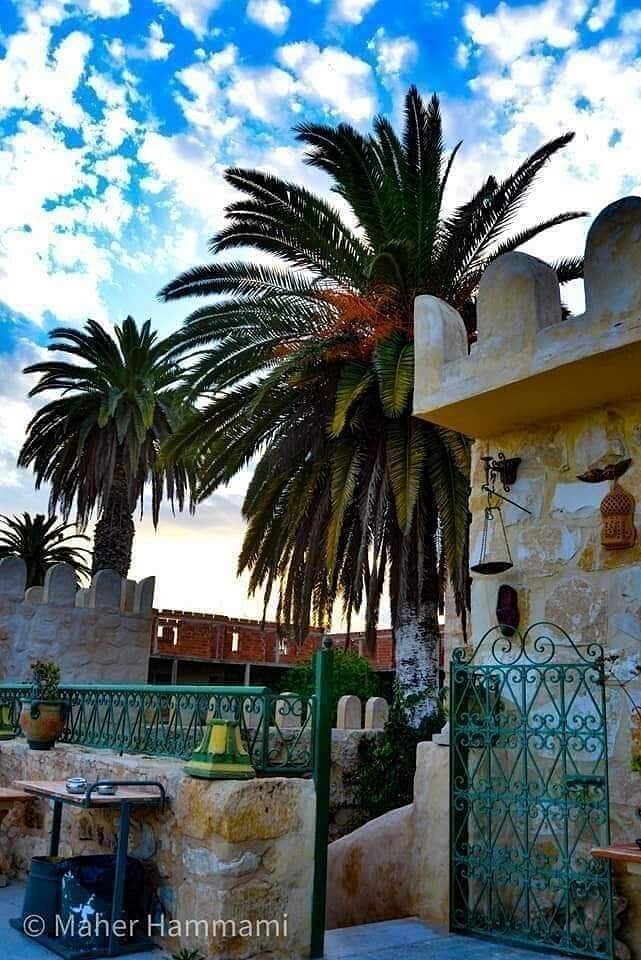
xmin=592 ymin=843 xmax=641 ymax=865
xmin=10 ymin=779 xmax=166 ymax=959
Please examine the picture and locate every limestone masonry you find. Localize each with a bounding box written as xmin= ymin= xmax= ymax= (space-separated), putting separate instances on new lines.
xmin=0 ymin=558 xmax=154 ymax=683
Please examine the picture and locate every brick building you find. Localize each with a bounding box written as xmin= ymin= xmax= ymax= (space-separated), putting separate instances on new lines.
xmin=148 ymin=608 xmax=395 ymax=687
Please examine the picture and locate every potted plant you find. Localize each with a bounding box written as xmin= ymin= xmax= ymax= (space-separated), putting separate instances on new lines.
xmin=18 ymin=660 xmax=67 ymax=750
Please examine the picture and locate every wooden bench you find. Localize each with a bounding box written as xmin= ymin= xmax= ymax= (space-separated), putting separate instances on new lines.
xmin=0 ymin=787 xmax=32 ymax=809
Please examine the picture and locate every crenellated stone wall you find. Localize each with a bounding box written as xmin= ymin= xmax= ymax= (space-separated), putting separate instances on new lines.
xmin=0 ymin=558 xmax=154 ymax=683
xmin=411 ymin=194 xmax=641 ymax=955
xmin=0 ymin=739 xmax=315 ymax=959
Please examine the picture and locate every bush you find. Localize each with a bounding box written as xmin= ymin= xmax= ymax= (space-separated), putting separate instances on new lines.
xmin=280 ymin=647 xmax=381 ymax=723
xmin=352 ymin=682 xmax=444 ymax=824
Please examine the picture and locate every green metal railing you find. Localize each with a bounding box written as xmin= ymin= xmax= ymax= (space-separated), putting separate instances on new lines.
xmin=0 ymin=641 xmax=335 ymax=957
xmin=0 ymin=681 xmax=316 ymax=775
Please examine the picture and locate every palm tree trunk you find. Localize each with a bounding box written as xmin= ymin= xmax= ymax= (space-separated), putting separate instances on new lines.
xmin=393 ymin=511 xmax=441 ymax=728
xmin=92 ymin=455 xmax=135 ymax=577
xmin=394 ymin=597 xmax=440 ymax=727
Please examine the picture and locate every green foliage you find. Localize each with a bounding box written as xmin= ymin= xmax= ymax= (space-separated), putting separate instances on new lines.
xmin=160 ymin=86 xmax=583 ymax=705
xmin=0 ymin=513 xmax=90 ymax=589
xmin=171 ymin=950 xmax=205 ymax=960
xmin=28 ymin=660 xmax=61 ymax=700
xmin=280 ymin=648 xmax=380 ymax=722
xmin=353 ymin=682 xmax=445 ymax=823
xmin=18 ymin=317 xmax=195 ymax=569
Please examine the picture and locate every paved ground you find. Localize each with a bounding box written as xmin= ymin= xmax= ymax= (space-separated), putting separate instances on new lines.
xmin=0 ymin=882 xmax=566 ymax=960
xmin=324 ymin=918 xmax=566 ymax=960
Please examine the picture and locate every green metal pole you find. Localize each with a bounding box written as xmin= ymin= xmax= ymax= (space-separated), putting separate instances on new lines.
xmin=310 ymin=636 xmax=333 ymax=959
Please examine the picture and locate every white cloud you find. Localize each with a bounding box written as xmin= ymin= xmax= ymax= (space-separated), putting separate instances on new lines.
xmin=228 ymin=65 xmax=296 ymax=121
xmin=94 ymin=154 xmax=131 ymax=184
xmin=0 ymin=122 xmax=112 ymax=325
xmin=14 ymin=0 xmax=130 ymax=22
xmin=0 ymin=340 xmax=47 ymax=489
xmin=330 ymin=0 xmax=379 ymax=25
xmin=142 ymin=21 xmax=174 ymax=59
xmin=463 ymin=0 xmax=591 ymax=64
xmin=174 ymin=41 xmax=377 ymax=132
xmin=247 ymin=0 xmax=291 ymax=34
xmin=85 ymin=70 xmax=138 ymax=149
xmin=451 ymin=12 xmax=641 ymax=315
xmin=107 ymin=21 xmax=174 ymax=61
xmin=84 ymin=0 xmax=130 ymax=15
xmin=138 ymin=130 xmax=236 ymax=226
xmin=0 ymin=16 xmax=92 ymax=128
xmin=368 ymin=28 xmax=418 ymax=79
xmin=277 ymin=42 xmax=377 ymax=122
xmin=620 ymin=8 xmax=641 ymax=32
xmin=587 ymin=0 xmax=615 ymax=31
xmin=154 ymin=0 xmax=222 ymax=37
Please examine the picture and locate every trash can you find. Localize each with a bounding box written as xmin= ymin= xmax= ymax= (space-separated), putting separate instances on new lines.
xmin=58 ymin=855 xmax=146 ymax=951
xmin=21 ymin=856 xmax=64 ymax=935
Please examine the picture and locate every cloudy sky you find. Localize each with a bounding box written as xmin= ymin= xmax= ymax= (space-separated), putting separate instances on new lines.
xmin=1 ymin=0 xmax=640 ymax=619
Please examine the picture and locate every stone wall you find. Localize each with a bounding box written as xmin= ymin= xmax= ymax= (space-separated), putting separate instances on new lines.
xmin=326 ymin=739 xmax=448 ymax=929
xmin=0 ymin=559 xmax=154 ymax=683
xmin=411 ymin=195 xmax=641 ymax=956
xmin=0 ymin=739 xmax=315 ymax=959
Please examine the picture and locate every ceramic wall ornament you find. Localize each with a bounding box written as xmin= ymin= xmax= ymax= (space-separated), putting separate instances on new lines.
xmin=496 ymin=584 xmax=520 ymax=638
xmin=600 ymin=482 xmax=636 ymax=550
xmin=576 ymin=456 xmax=637 ymax=551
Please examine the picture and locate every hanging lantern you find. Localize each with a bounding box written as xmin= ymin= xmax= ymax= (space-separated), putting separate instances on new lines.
xmin=471 ymin=495 xmax=514 ymax=575
xmin=471 ymin=454 xmax=532 ymax=576
xmin=600 ymin=482 xmax=636 ymax=550
xmin=184 ymin=718 xmax=256 ymax=780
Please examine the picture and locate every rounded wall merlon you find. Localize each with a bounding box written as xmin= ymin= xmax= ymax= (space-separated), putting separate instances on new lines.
xmin=0 ymin=556 xmax=155 ymax=615
xmin=585 ymin=196 xmax=641 ymax=320
xmin=476 ymin=252 xmax=562 ymax=347
xmin=0 ymin=557 xmax=27 ymax=599
xmin=413 ymin=295 xmax=468 ymax=399
xmin=413 ymin=195 xmax=641 ymax=436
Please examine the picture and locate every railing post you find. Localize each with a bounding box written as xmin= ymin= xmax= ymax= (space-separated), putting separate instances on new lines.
xmin=311 ymin=636 xmax=333 ymax=959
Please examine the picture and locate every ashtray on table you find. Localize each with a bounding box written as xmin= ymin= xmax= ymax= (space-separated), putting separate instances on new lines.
xmin=65 ymin=778 xmax=87 ymax=795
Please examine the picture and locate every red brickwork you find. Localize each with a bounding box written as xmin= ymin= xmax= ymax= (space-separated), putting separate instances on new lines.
xmin=152 ymin=610 xmax=396 ymax=670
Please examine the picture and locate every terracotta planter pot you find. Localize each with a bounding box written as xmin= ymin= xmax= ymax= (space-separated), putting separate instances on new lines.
xmin=19 ymin=699 xmax=67 ymax=751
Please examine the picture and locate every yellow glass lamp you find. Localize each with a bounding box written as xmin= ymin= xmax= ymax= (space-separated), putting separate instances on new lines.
xmin=0 ymin=704 xmax=15 ymax=741
xmin=184 ymin=718 xmax=256 ymax=780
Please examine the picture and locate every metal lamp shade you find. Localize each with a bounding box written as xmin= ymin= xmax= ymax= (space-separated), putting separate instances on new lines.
xmin=471 ymin=504 xmax=514 ymax=575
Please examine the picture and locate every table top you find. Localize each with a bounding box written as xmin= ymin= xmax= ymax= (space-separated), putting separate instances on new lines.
xmin=591 ymin=843 xmax=641 ymax=863
xmin=14 ymin=780 xmax=165 ymax=807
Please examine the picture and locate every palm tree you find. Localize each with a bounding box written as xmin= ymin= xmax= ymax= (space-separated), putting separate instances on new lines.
xmin=19 ymin=317 xmax=194 ymax=578
xmin=0 ymin=513 xmax=90 ymax=589
xmin=159 ymin=88 xmax=585 ymax=722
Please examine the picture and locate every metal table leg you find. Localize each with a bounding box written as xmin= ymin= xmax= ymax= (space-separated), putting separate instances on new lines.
xmin=108 ymin=801 xmax=130 ymax=956
xmin=49 ymin=799 xmax=62 ymax=857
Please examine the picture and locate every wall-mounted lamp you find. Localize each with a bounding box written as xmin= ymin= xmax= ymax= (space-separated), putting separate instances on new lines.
xmin=471 ymin=454 xmax=532 ymax=576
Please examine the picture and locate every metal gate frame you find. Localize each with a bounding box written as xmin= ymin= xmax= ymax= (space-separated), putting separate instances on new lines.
xmin=450 ymin=621 xmax=614 ymax=960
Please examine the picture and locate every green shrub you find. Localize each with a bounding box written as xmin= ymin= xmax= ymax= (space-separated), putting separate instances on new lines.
xmin=353 ymin=682 xmax=444 ymax=824
xmin=280 ymin=647 xmax=381 ymax=723
xmin=28 ymin=659 xmax=61 ymax=700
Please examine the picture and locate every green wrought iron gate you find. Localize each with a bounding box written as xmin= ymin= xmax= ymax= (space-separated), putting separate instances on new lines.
xmin=450 ymin=622 xmax=614 ymax=959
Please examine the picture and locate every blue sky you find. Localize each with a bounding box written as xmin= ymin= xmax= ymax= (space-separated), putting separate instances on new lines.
xmin=1 ymin=0 xmax=640 ymax=617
